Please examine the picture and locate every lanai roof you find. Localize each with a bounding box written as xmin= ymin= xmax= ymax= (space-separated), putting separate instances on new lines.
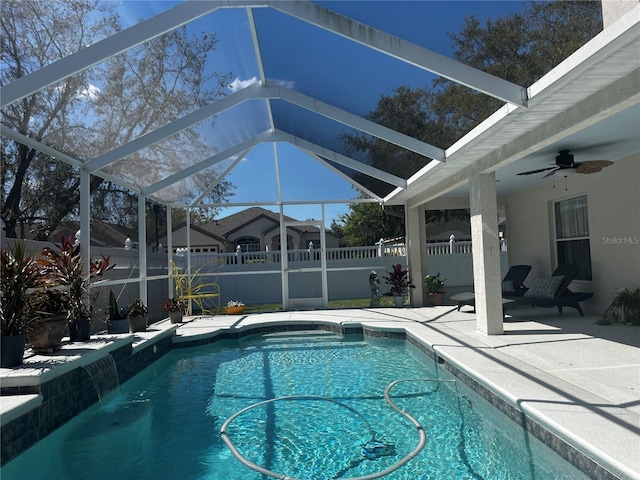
xmin=2 ymin=1 xmax=639 ymax=215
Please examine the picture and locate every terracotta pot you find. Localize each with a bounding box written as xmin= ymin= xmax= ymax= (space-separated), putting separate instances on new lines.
xmin=168 ymin=311 xmax=183 ymax=324
xmin=224 ymin=306 xmax=246 ymax=315
xmin=428 ymin=292 xmax=446 ymax=306
xmin=27 ymin=314 xmax=68 ymax=353
xmin=129 ymin=315 xmax=148 ymax=333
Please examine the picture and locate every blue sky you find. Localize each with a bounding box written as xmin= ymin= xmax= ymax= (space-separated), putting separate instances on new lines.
xmin=120 ymin=1 xmax=528 ymax=226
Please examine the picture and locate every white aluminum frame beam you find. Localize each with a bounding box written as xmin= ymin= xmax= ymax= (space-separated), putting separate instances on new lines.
xmin=273 ymin=85 xmax=444 ymax=160
xmin=195 ymin=198 xmax=379 ymax=208
xmin=84 ymin=86 xmax=261 ymax=172
xmin=141 ymin=132 xmax=272 ymax=196
xmin=84 ymin=83 xmax=440 ymax=173
xmin=298 ymin=148 xmax=384 ymax=202
xmin=1 ymin=126 xmax=83 ymax=168
xmin=142 ymin=129 xmax=405 ymax=197
xmin=275 ymin=131 xmax=407 ymax=188
xmin=1 ymin=1 xmax=268 ymax=108
xmin=269 ymin=1 xmax=528 ymax=107
xmin=190 ymin=149 xmax=252 ymax=207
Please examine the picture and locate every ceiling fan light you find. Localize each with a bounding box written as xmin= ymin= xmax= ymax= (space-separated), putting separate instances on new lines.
xmin=554 ymin=168 xmax=577 ymax=178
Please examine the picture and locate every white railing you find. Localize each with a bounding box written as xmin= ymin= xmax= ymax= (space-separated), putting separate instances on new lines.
xmin=426 ymin=239 xmax=507 ymax=255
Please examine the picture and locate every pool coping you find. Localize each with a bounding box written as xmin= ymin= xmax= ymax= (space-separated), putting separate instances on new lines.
xmin=1 ymin=310 xmax=638 ymax=480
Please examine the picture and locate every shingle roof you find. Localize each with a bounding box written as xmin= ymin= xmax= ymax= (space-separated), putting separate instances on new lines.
xmin=198 ymin=207 xmax=320 ymax=239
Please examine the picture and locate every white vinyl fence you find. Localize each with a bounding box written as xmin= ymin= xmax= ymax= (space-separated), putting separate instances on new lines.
xmin=2 ymin=238 xmax=508 ymax=315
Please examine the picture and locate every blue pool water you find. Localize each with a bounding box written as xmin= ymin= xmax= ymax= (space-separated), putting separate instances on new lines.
xmin=2 ymin=332 xmax=589 ymax=479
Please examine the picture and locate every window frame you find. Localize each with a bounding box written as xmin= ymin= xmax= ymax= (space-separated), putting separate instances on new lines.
xmin=553 ymin=195 xmax=592 ymax=281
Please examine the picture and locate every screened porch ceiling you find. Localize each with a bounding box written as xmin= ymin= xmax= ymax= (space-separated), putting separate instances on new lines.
xmin=2 ymin=1 xmax=639 ymax=216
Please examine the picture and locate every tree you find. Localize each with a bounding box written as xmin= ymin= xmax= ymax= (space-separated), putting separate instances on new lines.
xmin=338 ymin=1 xmax=602 ymax=242
xmin=338 ymin=202 xmax=404 ymax=247
xmin=1 ymin=0 xmax=234 ymax=239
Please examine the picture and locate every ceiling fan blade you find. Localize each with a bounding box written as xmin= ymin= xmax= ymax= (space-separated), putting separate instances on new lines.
xmin=517 ymin=166 xmax=557 ymax=176
xmin=575 ymin=160 xmax=614 ymax=174
xmin=543 ymin=167 xmax=562 ymax=178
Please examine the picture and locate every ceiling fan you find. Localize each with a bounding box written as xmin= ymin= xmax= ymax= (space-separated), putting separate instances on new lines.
xmin=517 ymin=150 xmax=614 ymax=178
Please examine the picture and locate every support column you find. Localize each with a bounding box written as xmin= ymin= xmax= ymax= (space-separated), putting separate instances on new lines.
xmin=406 ymin=203 xmax=427 ymax=306
xmin=167 ymin=206 xmax=173 ymax=297
xmin=79 ymin=169 xmax=91 ymax=315
xmin=137 ymin=195 xmax=147 ymax=305
xmin=470 ymin=173 xmax=503 ymax=335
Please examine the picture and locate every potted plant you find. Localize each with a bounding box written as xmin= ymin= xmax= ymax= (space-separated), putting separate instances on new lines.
xmin=38 ymin=236 xmax=113 ymax=341
xmin=127 ymin=299 xmax=148 ymax=333
xmin=224 ymin=300 xmax=246 ymax=315
xmin=602 ymin=287 xmax=640 ymax=325
xmin=424 ymin=272 xmax=447 ymax=306
xmin=107 ymin=290 xmax=129 ymax=334
xmin=0 ymin=241 xmax=41 ymax=366
xmin=383 ymin=264 xmax=413 ymax=307
xmin=161 ymin=297 xmax=186 ymax=324
xmin=27 ymin=288 xmax=70 ymax=353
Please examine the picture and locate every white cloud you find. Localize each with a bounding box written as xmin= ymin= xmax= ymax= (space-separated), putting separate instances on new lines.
xmin=77 ymin=83 xmax=100 ymax=99
xmin=228 ymin=77 xmax=259 ymax=92
xmin=227 ymin=77 xmax=296 ymax=93
xmin=269 ymin=78 xmax=296 ymax=89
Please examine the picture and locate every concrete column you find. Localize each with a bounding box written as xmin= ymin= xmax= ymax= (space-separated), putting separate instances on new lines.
xmin=406 ymin=203 xmax=427 ymax=306
xmin=470 ymin=173 xmax=503 ymax=335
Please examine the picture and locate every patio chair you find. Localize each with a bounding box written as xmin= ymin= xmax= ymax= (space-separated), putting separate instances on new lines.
xmin=500 ymin=264 xmax=532 ymax=298
xmin=171 ymin=259 xmax=223 ymax=316
xmin=507 ymin=265 xmax=593 ymax=316
xmin=452 ymin=264 xmax=532 ymax=312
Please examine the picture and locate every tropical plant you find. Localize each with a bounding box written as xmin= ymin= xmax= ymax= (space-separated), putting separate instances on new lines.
xmin=383 ymin=264 xmax=413 ymax=297
xmin=108 ymin=290 xmax=127 ymax=320
xmin=126 ymin=299 xmax=148 ymax=318
xmin=0 ymin=241 xmax=41 ymax=336
xmin=37 ymin=236 xmax=114 ymax=325
xmin=424 ymin=272 xmax=446 ymax=293
xmin=161 ymin=298 xmax=186 ymax=313
xmin=603 ymin=288 xmax=640 ymax=325
xmin=226 ymin=300 xmax=245 ymax=308
xmin=29 ymin=288 xmax=70 ymax=319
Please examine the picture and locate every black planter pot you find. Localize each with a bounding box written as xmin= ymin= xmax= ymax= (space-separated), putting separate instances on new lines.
xmin=107 ymin=318 xmax=130 ymax=334
xmin=69 ymin=318 xmax=91 ymax=342
xmin=1 ymin=334 xmax=26 ymax=367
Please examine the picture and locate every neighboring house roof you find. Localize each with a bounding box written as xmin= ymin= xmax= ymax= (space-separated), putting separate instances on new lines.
xmin=195 ymin=207 xmax=330 ymax=239
xmin=168 ymin=222 xmax=227 ymax=244
xmin=23 ymin=220 xmax=136 ymax=248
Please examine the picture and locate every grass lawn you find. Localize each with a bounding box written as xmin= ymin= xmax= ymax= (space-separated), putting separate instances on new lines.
xmin=239 ymin=296 xmax=403 ymax=313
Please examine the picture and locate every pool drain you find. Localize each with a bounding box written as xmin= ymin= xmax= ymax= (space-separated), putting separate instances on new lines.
xmin=220 ymin=378 xmax=455 ymax=480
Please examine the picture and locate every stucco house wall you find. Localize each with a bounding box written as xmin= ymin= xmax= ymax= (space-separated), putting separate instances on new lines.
xmin=505 ymin=153 xmax=640 ymax=315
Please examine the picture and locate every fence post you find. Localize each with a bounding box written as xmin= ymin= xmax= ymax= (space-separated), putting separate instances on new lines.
xmin=236 ymin=244 xmax=242 ymax=265
xmin=449 ymin=234 xmax=456 ymax=254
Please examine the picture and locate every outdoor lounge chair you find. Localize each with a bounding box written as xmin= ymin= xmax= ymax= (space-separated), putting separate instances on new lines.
xmin=506 ymin=265 xmax=594 ymax=316
xmin=500 ymin=264 xmax=532 ymax=298
xmin=452 ymin=264 xmax=532 ymax=312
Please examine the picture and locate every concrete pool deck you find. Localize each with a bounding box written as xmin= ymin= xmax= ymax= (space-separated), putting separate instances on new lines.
xmin=1 ymin=305 xmax=638 ymax=479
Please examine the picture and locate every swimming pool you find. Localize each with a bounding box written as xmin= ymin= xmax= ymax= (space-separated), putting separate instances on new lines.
xmin=1 ymin=331 xmax=589 ymax=479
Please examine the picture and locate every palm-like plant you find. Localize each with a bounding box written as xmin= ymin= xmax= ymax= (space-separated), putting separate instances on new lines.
xmin=383 ymin=264 xmax=412 ymax=296
xmin=1 ymin=241 xmax=41 ymax=336
xmin=37 ymin=236 xmax=113 ymax=325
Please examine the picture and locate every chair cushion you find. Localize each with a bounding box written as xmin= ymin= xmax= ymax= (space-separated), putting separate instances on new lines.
xmin=524 ymin=276 xmax=564 ymax=300
xmin=502 ymin=280 xmax=516 ymax=293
